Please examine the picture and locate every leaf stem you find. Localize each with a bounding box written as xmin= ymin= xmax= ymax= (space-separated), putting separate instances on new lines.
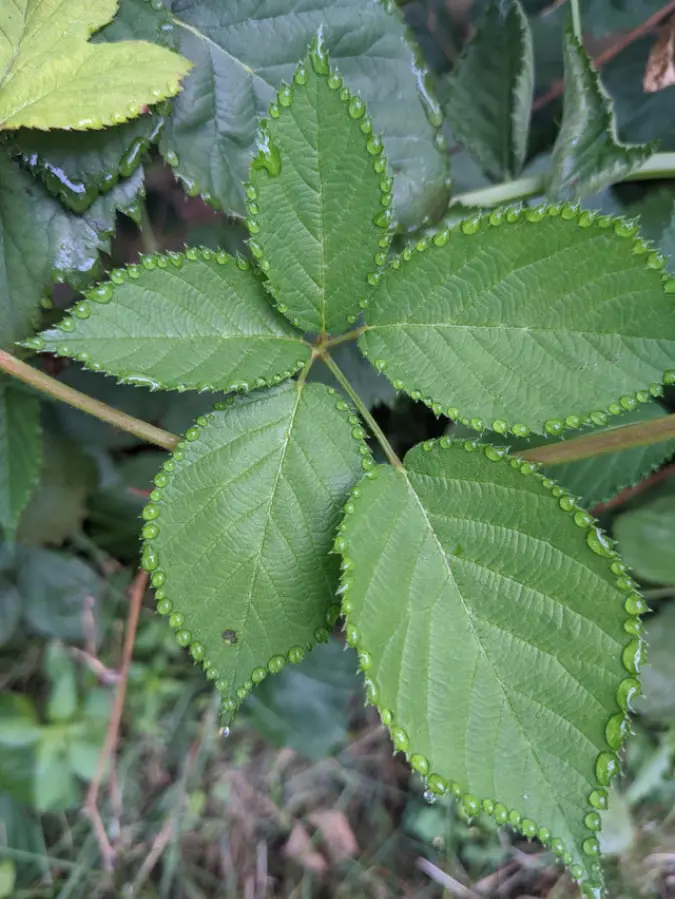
xmin=453 ymin=152 xmax=675 ymax=209
xmin=521 ymin=413 xmax=675 ymax=465
xmin=318 ymin=351 xmax=404 ymax=470
xmin=569 ymin=0 xmax=582 ymax=41
xmin=0 ymin=350 xmax=179 ymax=452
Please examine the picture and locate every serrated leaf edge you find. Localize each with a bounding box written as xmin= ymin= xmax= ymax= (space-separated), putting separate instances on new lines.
xmin=334 ymin=436 xmax=647 ymax=897
xmin=29 ymin=248 xmax=310 ymax=394
xmin=139 ymin=381 xmax=375 ymax=722
xmin=360 ymin=203 xmax=675 ymax=437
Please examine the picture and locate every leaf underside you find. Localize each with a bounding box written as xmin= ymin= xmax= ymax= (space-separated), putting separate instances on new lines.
xmin=441 ymin=0 xmax=533 ymax=179
xmin=143 ymin=382 xmax=367 ymax=713
xmin=161 ymin=0 xmax=448 ymax=228
xmin=359 ymin=208 xmax=675 ymax=435
xmin=451 ymin=402 xmax=675 ymax=508
xmin=38 ymin=251 xmax=311 ymax=392
xmin=0 ymin=381 xmax=42 ymax=535
xmin=0 ymin=0 xmax=191 ymax=130
xmin=340 ymin=439 xmax=641 ymax=889
xmin=548 ymin=25 xmax=653 ymax=200
xmin=249 ymin=50 xmax=388 ymax=334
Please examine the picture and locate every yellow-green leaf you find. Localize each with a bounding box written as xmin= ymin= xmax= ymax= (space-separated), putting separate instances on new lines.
xmin=0 ymin=0 xmax=192 ymax=131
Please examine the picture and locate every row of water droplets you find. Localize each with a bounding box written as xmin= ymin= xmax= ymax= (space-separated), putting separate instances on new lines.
xmin=332 ymin=435 xmax=647 ymax=898
xmin=361 ymin=203 xmax=675 ymax=437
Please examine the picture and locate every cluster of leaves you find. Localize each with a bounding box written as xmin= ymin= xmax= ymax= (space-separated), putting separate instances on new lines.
xmin=3 ymin=0 xmax=675 ymax=897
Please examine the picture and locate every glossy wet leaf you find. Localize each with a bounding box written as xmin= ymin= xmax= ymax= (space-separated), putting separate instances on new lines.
xmin=614 ymin=496 xmax=675 ymax=585
xmin=0 ymin=381 xmax=42 ymax=536
xmin=0 ymin=153 xmax=142 ymax=348
xmin=360 ymin=209 xmax=675 ymax=435
xmin=39 ymin=253 xmax=310 ymax=391
xmin=249 ymin=51 xmax=385 ymax=334
xmin=451 ymin=403 xmax=675 ymax=508
xmin=340 ymin=440 xmax=634 ymax=888
xmin=548 ymin=26 xmax=653 ymax=200
xmin=246 ymin=640 xmax=360 ymax=759
xmin=162 ymin=0 xmax=448 ymax=229
xmin=0 ymin=0 xmax=191 ymax=131
xmin=440 ymin=0 xmax=533 ymax=179
xmin=145 ymin=383 xmax=365 ymax=714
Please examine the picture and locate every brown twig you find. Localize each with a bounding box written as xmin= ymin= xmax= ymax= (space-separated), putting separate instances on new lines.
xmin=84 ymin=569 xmax=148 ymax=870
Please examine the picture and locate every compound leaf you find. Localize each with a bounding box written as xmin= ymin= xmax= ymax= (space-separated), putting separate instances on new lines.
xmin=0 ymin=380 xmax=42 ymax=535
xmin=360 ymin=208 xmax=675 ymax=436
xmin=249 ymin=43 xmax=388 ymax=334
xmin=451 ymin=403 xmax=675 ymax=508
xmin=38 ymin=251 xmax=310 ymax=392
xmin=142 ymin=382 xmax=367 ymax=715
xmin=440 ymin=0 xmax=533 ymax=179
xmin=0 ymin=0 xmax=191 ymax=131
xmin=161 ymin=0 xmax=448 ymax=229
xmin=340 ymin=439 xmax=641 ymax=891
xmin=548 ymin=26 xmax=653 ymax=200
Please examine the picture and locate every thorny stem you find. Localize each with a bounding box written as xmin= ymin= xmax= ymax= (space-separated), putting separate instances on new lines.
xmin=0 ymin=351 xmax=179 ymax=452
xmin=521 ymin=413 xmax=675 ymax=465
xmin=453 ymin=152 xmax=675 ymax=209
xmin=319 ymin=350 xmax=404 ymax=470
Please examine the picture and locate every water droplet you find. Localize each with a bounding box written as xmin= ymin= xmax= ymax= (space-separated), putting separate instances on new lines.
xmin=624 ymin=593 xmax=647 ymax=616
xmin=636 ymin=389 xmax=650 ymax=403
xmin=422 ymin=774 xmax=445 ymax=797
xmin=154 ymin=472 xmax=169 ymax=488
xmin=605 ymin=713 xmax=628 ymax=750
xmin=251 ymin=666 xmax=267 ymax=684
xmin=586 ymin=526 xmax=613 ymax=557
xmin=573 ymin=510 xmax=592 ymax=528
xmin=484 ymin=445 xmax=506 ymax=462
xmin=595 ymin=751 xmax=619 ymax=785
xmin=347 ymin=97 xmax=366 ymax=121
xmin=23 ymin=335 xmax=45 ymax=351
xmin=664 ymin=369 xmax=675 ymax=386
xmin=164 ymin=149 xmax=179 ymax=167
xmin=409 ymin=753 xmax=429 ymax=775
xmin=521 ymin=819 xmax=537 ymax=838
xmin=269 ymin=102 xmax=280 ymax=118
xmin=288 ymin=646 xmax=305 ymax=663
xmin=616 ymin=676 xmax=640 ymax=711
xmin=621 ymin=638 xmax=644 ymax=675
xmin=570 ymin=863 xmax=584 ymax=881
xmin=294 ymin=64 xmax=308 ymax=85
xmin=624 ymin=617 xmax=643 ymax=637
xmin=176 ymin=629 xmax=192 ymax=647
xmin=508 ymin=809 xmax=521 ymax=826
xmin=142 ymin=523 xmax=160 ymax=540
xmin=461 ymin=217 xmax=480 ymax=235
xmin=616 ymin=576 xmax=635 ymax=592
xmin=423 ymin=789 xmax=436 ymax=804
xmin=58 ymin=317 xmax=75 ymax=332
xmin=366 ymin=135 xmax=383 ymax=156
xmin=544 ymin=419 xmax=564 ymax=436
xmin=511 ymin=423 xmax=530 ymax=438
xmin=582 ymin=837 xmax=600 ymax=857
xmin=550 ymin=837 xmax=565 ymax=855
xmin=380 ymin=708 xmax=394 ymax=726
xmin=559 ymin=495 xmax=575 ymax=512
xmin=251 ymin=125 xmax=282 ymax=177
xmin=142 ymin=503 xmax=160 ymax=521
xmin=537 ymin=826 xmax=550 ymax=843
xmin=492 ymin=419 xmax=508 ymax=434
xmin=185 ymin=427 xmax=200 ymax=442
xmin=190 ymin=641 xmax=205 ymax=661
xmin=156 ymin=598 xmax=172 ymax=615
xmin=358 ymin=650 xmax=372 ymax=670
xmin=268 ymin=655 xmax=286 ymax=674
xmin=151 ymin=571 xmax=165 ymax=588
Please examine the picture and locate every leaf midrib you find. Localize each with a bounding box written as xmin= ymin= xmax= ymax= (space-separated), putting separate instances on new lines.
xmin=365 ymin=321 xmax=673 ymax=341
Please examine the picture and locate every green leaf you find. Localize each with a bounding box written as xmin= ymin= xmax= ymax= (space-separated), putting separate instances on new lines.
xmin=439 ymin=0 xmax=533 ymax=179
xmin=635 ymin=601 xmax=675 ymax=721
xmin=614 ymin=497 xmax=675 ymax=585
xmin=18 ymin=549 xmax=103 ymax=640
xmin=0 ymin=0 xmax=191 ymax=131
xmin=246 ymin=639 xmax=360 ymax=760
xmin=0 ymin=380 xmax=42 ymax=536
xmin=161 ymin=0 xmax=448 ymax=229
xmin=451 ymin=403 xmax=675 ymax=508
xmin=0 ymin=151 xmax=143 ymax=347
xmin=360 ymin=208 xmax=675 ymax=436
xmin=248 ymin=43 xmax=388 ymax=334
xmin=585 ymin=0 xmax=665 ymax=38
xmin=33 ymin=734 xmax=77 ymax=812
xmin=0 ymin=578 xmax=21 ymax=647
xmin=0 ymin=860 xmax=15 ymax=899
xmin=339 ymin=438 xmax=640 ymax=890
xmin=143 ymin=382 xmax=367 ymax=715
xmin=548 ymin=26 xmax=653 ymax=200
xmin=39 ymin=251 xmax=310 ymax=392
xmin=0 ymin=694 xmax=41 ymax=747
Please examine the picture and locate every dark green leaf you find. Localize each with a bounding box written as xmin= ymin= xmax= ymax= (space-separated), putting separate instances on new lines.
xmin=549 ymin=26 xmax=653 ymax=200
xmin=161 ymin=0 xmax=449 ymax=229
xmin=440 ymin=0 xmax=533 ymax=179
xmin=39 ymin=252 xmax=310 ymax=391
xmin=360 ymin=209 xmax=675 ymax=435
xmin=246 ymin=640 xmax=360 ymax=759
xmin=636 ymin=601 xmax=675 ymax=719
xmin=0 ymin=380 xmax=42 ymax=536
xmin=615 ymin=497 xmax=675 ymax=584
xmin=340 ymin=438 xmax=638 ymax=890
xmin=144 ymin=382 xmax=367 ymax=715
xmin=249 ymin=44 xmax=387 ymax=334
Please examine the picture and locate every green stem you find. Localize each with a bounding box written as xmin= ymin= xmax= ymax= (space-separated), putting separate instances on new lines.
xmin=521 ymin=412 xmax=675 ymax=465
xmin=453 ymin=152 xmax=675 ymax=210
xmin=0 ymin=350 xmax=179 ymax=452
xmin=319 ymin=351 xmax=403 ymax=470
xmin=570 ymin=0 xmax=582 ymax=41
xmin=139 ymin=201 xmax=159 ymax=255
